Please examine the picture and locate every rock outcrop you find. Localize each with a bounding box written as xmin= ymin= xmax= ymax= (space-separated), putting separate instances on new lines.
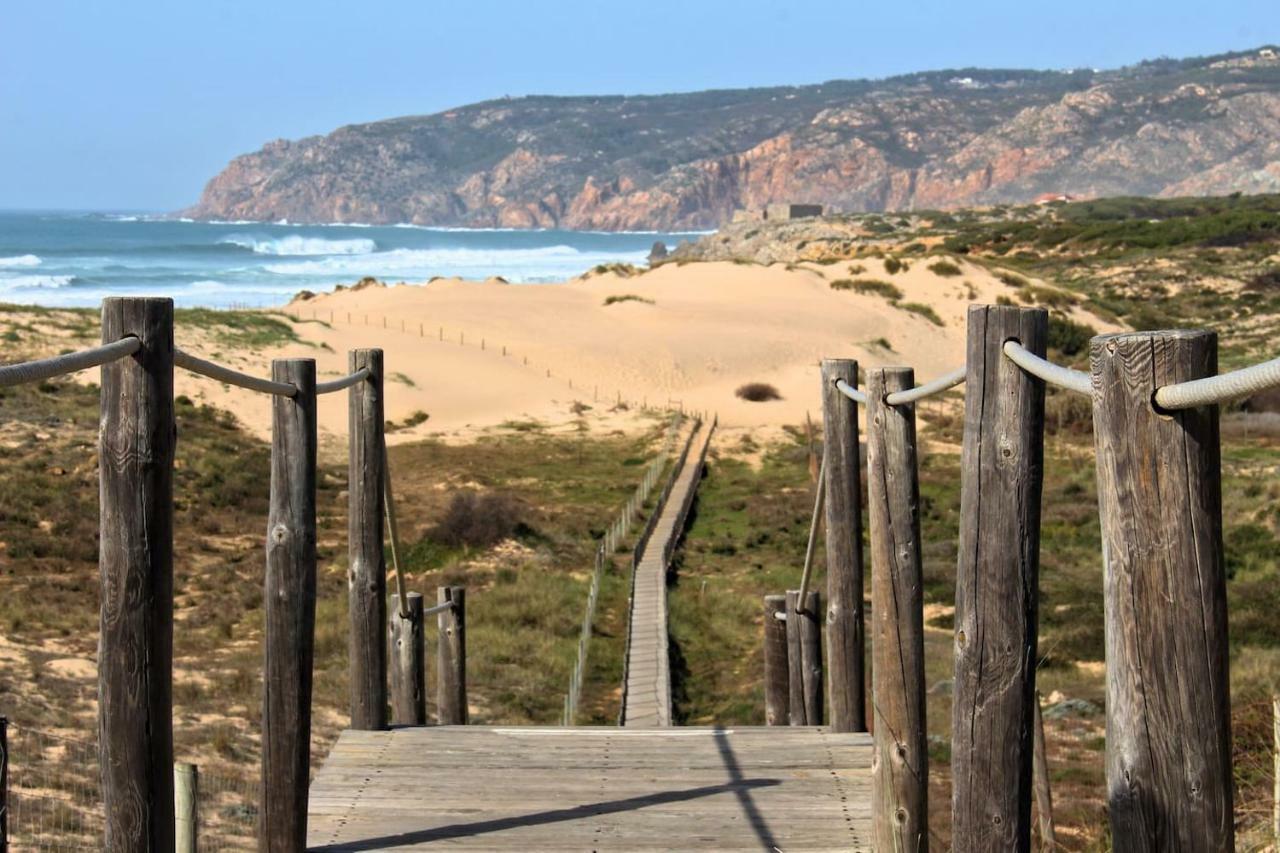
xmin=186 ymin=47 xmax=1280 ymax=230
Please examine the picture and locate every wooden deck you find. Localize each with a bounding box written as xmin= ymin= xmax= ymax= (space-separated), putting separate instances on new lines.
xmin=621 ymin=421 xmax=711 ymax=727
xmin=307 ymin=726 xmax=873 ymax=851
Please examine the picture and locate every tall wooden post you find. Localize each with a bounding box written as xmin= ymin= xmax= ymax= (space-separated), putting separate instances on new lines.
xmin=438 ymin=586 xmax=468 ymax=725
xmin=1091 ymin=330 xmax=1232 ymax=851
xmin=261 ymin=359 xmax=317 ymax=853
xmin=389 ymin=592 xmax=427 ymax=726
xmin=821 ymin=359 xmax=865 ymax=732
xmin=174 ymin=762 xmax=198 ymax=853
xmin=348 ymin=349 xmax=387 ymax=730
xmin=762 ymin=595 xmax=789 ymax=726
xmin=1032 ymin=695 xmax=1056 ymax=850
xmin=785 ymin=589 xmax=823 ymax=725
xmin=866 ymin=367 xmax=928 ymax=851
xmin=952 ymin=305 xmax=1047 ymax=852
xmin=1 ymin=716 xmax=8 ymax=853
xmin=99 ymin=297 xmax=175 ymax=851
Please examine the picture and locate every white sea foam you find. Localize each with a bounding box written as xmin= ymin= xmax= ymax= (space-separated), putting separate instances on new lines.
xmin=0 ymin=254 xmax=42 ymax=267
xmin=262 ymin=245 xmax=645 ymax=277
xmin=220 ymin=235 xmax=378 ymax=256
xmin=0 ymin=274 xmax=76 ymax=290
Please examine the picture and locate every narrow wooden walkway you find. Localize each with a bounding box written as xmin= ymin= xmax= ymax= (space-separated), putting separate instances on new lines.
xmin=621 ymin=420 xmax=712 ymax=727
xmin=307 ymin=726 xmax=872 ymax=851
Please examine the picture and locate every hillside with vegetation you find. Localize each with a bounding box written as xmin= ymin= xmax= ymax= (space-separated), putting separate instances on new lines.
xmin=187 ymin=47 xmax=1280 ymax=229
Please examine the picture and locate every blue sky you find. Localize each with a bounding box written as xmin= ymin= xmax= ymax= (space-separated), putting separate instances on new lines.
xmin=2 ymin=0 xmax=1277 ymax=211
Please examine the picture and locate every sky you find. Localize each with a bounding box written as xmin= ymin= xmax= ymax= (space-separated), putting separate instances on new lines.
xmin=2 ymin=0 xmax=1277 ymax=212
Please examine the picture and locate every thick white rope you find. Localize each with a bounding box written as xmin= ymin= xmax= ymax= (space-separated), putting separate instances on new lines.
xmin=0 ymin=337 xmax=140 ymax=388
xmin=794 ymin=453 xmax=826 ymax=609
xmin=316 ymin=367 xmax=370 ymax=395
xmin=1155 ymin=355 xmax=1280 ymax=411
xmin=383 ymin=444 xmax=410 ymax=618
xmin=1002 ymin=341 xmax=1091 ymax=395
xmin=833 ymin=378 xmax=867 ymax=405
xmin=885 ymin=365 xmax=967 ymax=405
xmin=174 ymin=348 xmax=297 ymax=397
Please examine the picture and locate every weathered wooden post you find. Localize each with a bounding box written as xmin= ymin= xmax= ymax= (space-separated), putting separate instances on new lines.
xmin=952 ymin=304 xmax=1047 ymax=851
xmin=1032 ymin=694 xmax=1056 ymax=850
xmin=785 ymin=589 xmax=822 ymax=725
xmin=1 ymin=716 xmax=8 ymax=852
xmin=174 ymin=762 xmax=198 ymax=853
xmin=438 ymin=586 xmax=468 ymax=725
xmin=100 ymin=297 xmax=175 ymax=851
xmin=389 ymin=592 xmax=427 ymax=726
xmin=261 ymin=358 xmax=317 ymax=853
xmin=763 ymin=595 xmax=790 ymax=725
xmin=820 ymin=359 xmax=865 ymax=732
xmin=865 ymin=367 xmax=928 ymax=851
xmin=348 ymin=348 xmax=387 ymax=730
xmin=1091 ymin=330 xmax=1232 ymax=851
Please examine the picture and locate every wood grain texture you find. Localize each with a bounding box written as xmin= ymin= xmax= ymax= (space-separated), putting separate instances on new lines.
xmin=1090 ymin=330 xmax=1232 ymax=852
xmin=98 ymin=297 xmax=175 ymax=852
xmin=347 ymin=348 xmax=387 ymax=731
xmin=174 ymin=762 xmax=198 ymax=853
xmin=821 ymin=359 xmax=867 ymax=733
xmin=307 ymin=726 xmax=874 ymax=851
xmin=786 ymin=590 xmax=823 ymax=726
xmin=389 ymin=593 xmax=427 ymax=727
xmin=1032 ymin=695 xmax=1056 ymax=850
xmin=261 ymin=359 xmax=317 ymax=853
xmin=951 ymin=305 xmax=1046 ymax=852
xmin=437 ymin=586 xmax=468 ymax=725
xmin=866 ymin=367 xmax=928 ymax=852
xmin=763 ymin=595 xmax=789 ymax=726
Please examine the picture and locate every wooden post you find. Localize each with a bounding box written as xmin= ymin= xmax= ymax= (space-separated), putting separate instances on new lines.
xmin=1 ymin=716 xmax=7 ymax=853
xmin=866 ymin=367 xmax=928 ymax=851
xmin=763 ymin=596 xmax=789 ymax=725
xmin=174 ymin=762 xmax=198 ymax=853
xmin=437 ymin=586 xmax=468 ymax=725
xmin=1032 ymin=694 xmax=1056 ymax=850
xmin=785 ymin=589 xmax=822 ymax=725
xmin=99 ymin=297 xmax=175 ymax=851
xmin=261 ymin=358 xmax=317 ymax=853
xmin=1091 ymin=329 xmax=1232 ymax=850
xmin=821 ymin=358 xmax=865 ymax=732
xmin=347 ymin=349 xmax=387 ymax=731
xmin=389 ymin=592 xmax=427 ymax=726
xmin=952 ymin=304 xmax=1047 ymax=852
xmin=1274 ymin=696 xmax=1279 ymax=847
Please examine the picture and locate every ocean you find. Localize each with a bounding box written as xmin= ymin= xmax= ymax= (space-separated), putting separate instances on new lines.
xmin=0 ymin=211 xmax=702 ymax=309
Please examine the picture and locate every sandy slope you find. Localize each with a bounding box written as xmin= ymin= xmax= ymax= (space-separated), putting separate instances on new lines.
xmin=173 ymin=257 xmax=1106 ymax=446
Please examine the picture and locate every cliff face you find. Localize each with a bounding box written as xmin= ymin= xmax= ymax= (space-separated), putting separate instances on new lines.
xmin=187 ymin=48 xmax=1280 ymax=230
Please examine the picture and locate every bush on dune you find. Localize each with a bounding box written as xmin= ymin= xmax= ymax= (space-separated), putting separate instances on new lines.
xmin=735 ymin=382 xmax=783 ymax=402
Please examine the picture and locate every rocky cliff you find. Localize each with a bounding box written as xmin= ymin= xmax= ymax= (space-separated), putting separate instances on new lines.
xmin=187 ymin=47 xmax=1280 ymax=230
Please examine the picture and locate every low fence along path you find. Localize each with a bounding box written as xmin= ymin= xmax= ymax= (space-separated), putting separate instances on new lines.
xmin=622 ymin=419 xmax=713 ymax=727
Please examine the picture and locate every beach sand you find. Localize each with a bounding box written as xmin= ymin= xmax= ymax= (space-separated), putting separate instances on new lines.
xmin=163 ymin=257 xmax=1109 ymax=447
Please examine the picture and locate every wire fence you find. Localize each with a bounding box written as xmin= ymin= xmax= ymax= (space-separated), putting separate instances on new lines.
xmin=3 ymin=724 xmax=258 ymax=851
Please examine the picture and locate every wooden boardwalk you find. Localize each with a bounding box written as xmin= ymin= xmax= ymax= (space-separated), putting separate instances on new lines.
xmin=307 ymin=726 xmax=872 ymax=851
xmin=621 ymin=421 xmax=712 ymax=727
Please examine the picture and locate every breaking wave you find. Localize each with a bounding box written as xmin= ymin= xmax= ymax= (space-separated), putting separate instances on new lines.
xmin=219 ymin=235 xmax=378 ymax=256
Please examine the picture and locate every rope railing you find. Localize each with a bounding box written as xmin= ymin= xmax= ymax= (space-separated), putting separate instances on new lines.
xmin=173 ymin=348 xmax=297 ymax=397
xmin=1155 ymin=354 xmax=1280 ymax=410
xmin=316 ymin=367 xmax=370 ymax=395
xmin=0 ymin=337 xmax=140 ymax=388
xmin=885 ymin=364 xmax=967 ymax=405
xmin=833 ymin=378 xmax=867 ymax=405
xmin=1001 ymin=341 xmax=1091 ymax=395
xmin=793 ymin=453 xmax=826 ymax=611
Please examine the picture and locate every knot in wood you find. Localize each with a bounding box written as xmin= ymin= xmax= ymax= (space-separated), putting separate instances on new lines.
xmin=271 ymin=524 xmax=290 ymax=544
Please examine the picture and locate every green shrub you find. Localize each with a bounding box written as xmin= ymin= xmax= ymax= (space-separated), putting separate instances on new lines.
xmin=884 ymin=257 xmax=906 ymax=275
xmin=1047 ymin=316 xmax=1097 ymax=357
xmin=735 ymin=382 xmax=783 ymax=402
xmin=602 ymin=294 xmax=654 ymax=306
xmin=830 ymin=278 xmax=904 ymax=300
xmin=928 ymin=259 xmax=963 ymax=277
xmin=899 ymin=302 xmax=944 ymax=326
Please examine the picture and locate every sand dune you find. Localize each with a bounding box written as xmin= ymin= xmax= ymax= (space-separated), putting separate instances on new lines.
xmin=166 ymin=257 xmax=1105 ymax=447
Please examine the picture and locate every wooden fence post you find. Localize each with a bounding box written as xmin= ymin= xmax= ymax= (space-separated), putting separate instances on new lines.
xmin=99 ymin=296 xmax=175 ymax=851
xmin=1091 ymin=330 xmax=1232 ymax=850
xmin=438 ymin=586 xmax=468 ymax=725
xmin=261 ymin=358 xmax=317 ymax=853
xmin=174 ymin=762 xmax=198 ymax=853
xmin=785 ymin=589 xmax=822 ymax=725
xmin=763 ymin=595 xmax=789 ymax=725
xmin=348 ymin=349 xmax=387 ymax=730
xmin=1032 ymin=694 xmax=1056 ymax=850
xmin=866 ymin=367 xmax=928 ymax=851
xmin=389 ymin=592 xmax=427 ymax=726
xmin=1 ymin=716 xmax=8 ymax=853
xmin=821 ymin=359 xmax=866 ymax=732
xmin=952 ymin=304 xmax=1047 ymax=851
